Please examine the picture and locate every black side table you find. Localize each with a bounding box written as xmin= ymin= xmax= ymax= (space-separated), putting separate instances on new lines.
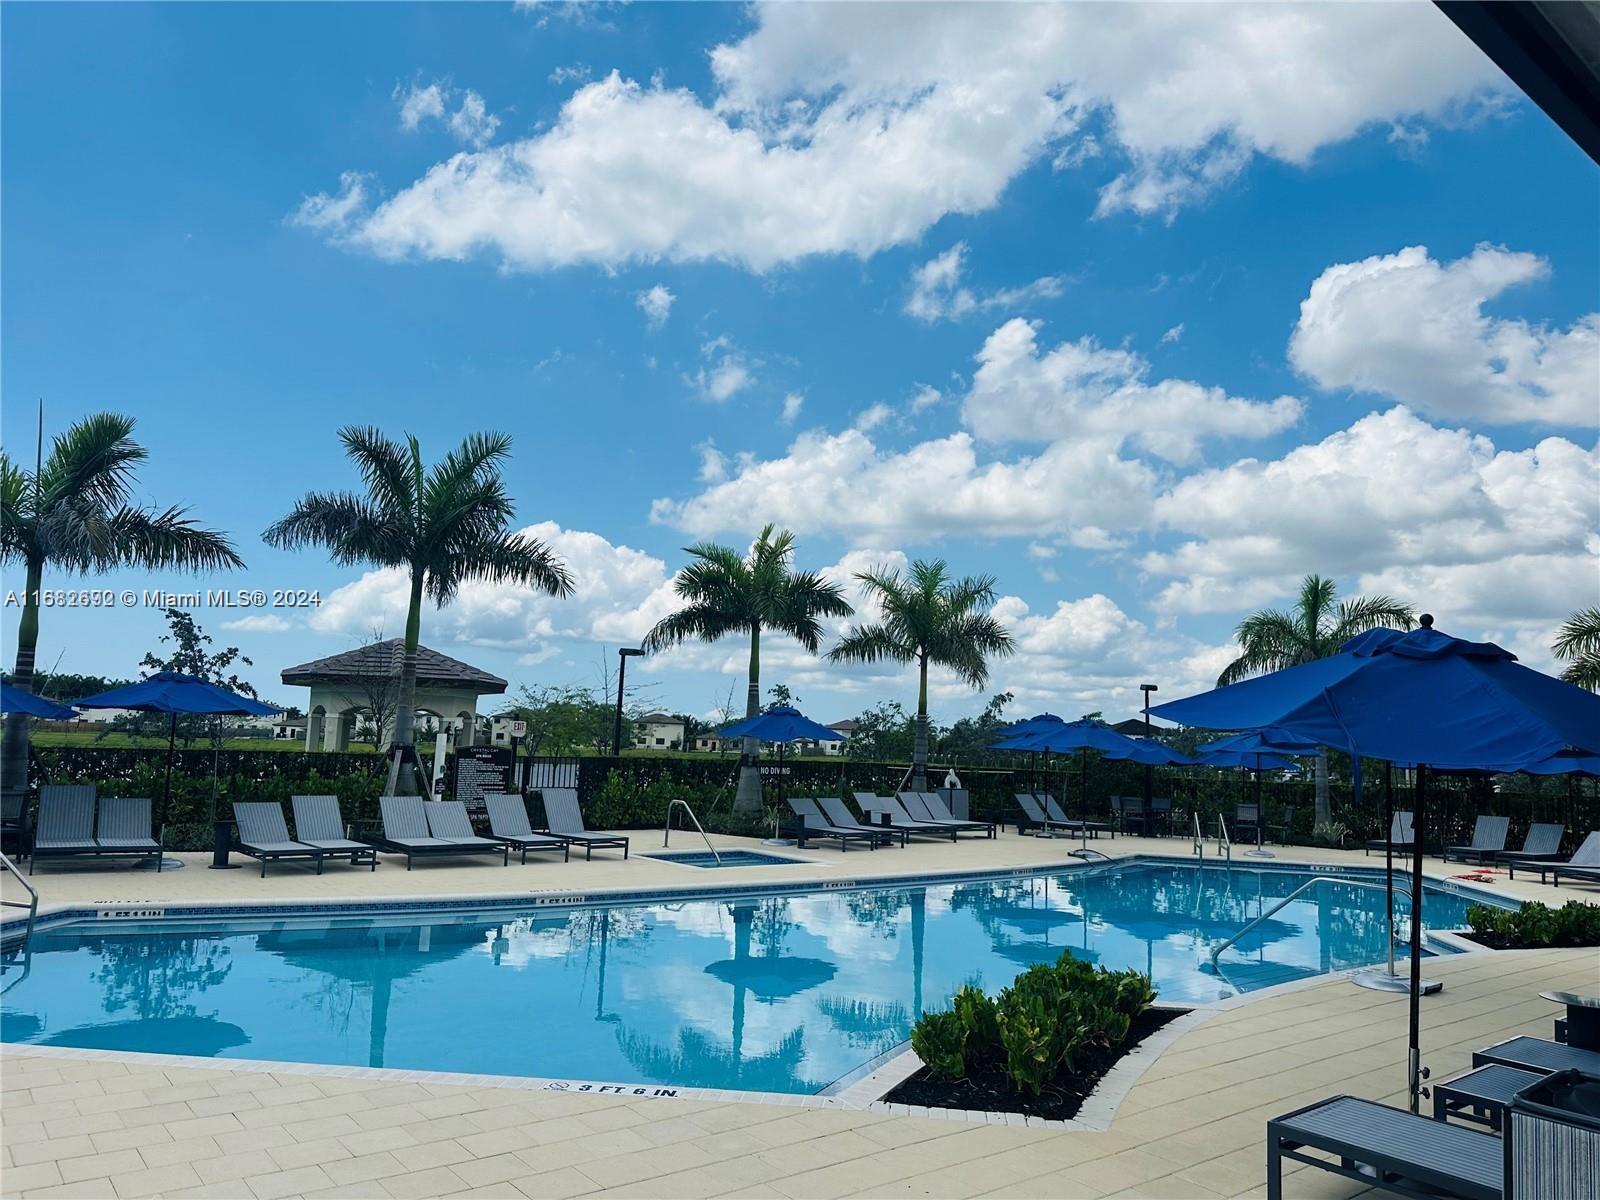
xmin=1434 ymin=1063 xmax=1546 ymax=1131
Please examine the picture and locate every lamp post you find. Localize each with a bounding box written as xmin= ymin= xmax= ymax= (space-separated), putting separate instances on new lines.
xmin=1140 ymin=683 xmax=1157 ymax=820
xmin=613 ymin=648 xmax=644 ymax=757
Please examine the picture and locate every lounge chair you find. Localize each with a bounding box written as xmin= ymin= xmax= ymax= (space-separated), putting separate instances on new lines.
xmin=1509 ymin=830 xmax=1600 ymax=885
xmin=1443 ymin=815 xmax=1511 ymax=865
xmin=1043 ymin=793 xmax=1109 ymax=838
xmin=1014 ymin=793 xmax=1074 ymax=837
xmin=369 ymin=795 xmax=507 ymax=869
xmin=817 ymin=797 xmax=908 ymax=847
xmin=1472 ymin=1034 xmax=1600 ymax=1077
xmin=424 ymin=801 xmax=513 ymax=865
xmin=785 ymin=797 xmax=887 ymax=850
xmin=1495 ymin=823 xmax=1565 ymax=873
xmin=854 ymin=793 xmax=957 ymax=841
xmin=538 ymin=788 xmax=629 ymax=860
xmin=290 ymin=795 xmax=378 ymax=870
xmin=232 ymin=802 xmax=326 ymax=877
xmin=910 ymin=792 xmax=995 ymax=838
xmin=1233 ymin=803 xmax=1261 ymax=843
xmin=1266 ymin=1094 xmax=1501 ymax=1200
xmin=31 ymin=786 xmax=164 ymax=874
xmin=483 ymin=794 xmax=570 ymax=863
xmin=1365 ymin=810 xmax=1416 ymax=856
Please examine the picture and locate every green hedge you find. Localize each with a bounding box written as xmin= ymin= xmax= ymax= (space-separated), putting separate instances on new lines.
xmin=1466 ymin=901 xmax=1600 ymax=949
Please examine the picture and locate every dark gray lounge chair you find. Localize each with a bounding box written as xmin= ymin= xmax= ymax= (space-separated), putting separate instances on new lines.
xmin=911 ymin=791 xmax=995 ymax=837
xmin=1014 ymin=793 xmax=1073 ymax=836
xmin=1473 ymin=1034 xmax=1600 ymax=1077
xmin=1267 ymin=1095 xmax=1501 ymax=1200
xmin=1043 ymin=793 xmax=1108 ymax=838
xmin=369 ymin=795 xmax=507 ymax=869
xmin=31 ymin=786 xmax=163 ymax=874
xmin=1510 ymin=830 xmax=1600 ymax=885
xmin=424 ymin=801 xmax=513 ymax=865
xmin=1496 ymin=823 xmax=1565 ymax=874
xmin=1233 ymin=802 xmax=1260 ymax=843
xmin=1365 ymin=810 xmax=1415 ymax=856
xmin=233 ymin=802 xmax=326 ymax=877
xmin=483 ymin=794 xmax=570 ymax=863
xmin=290 ymin=795 xmax=378 ymax=870
xmin=1444 ymin=815 xmax=1511 ymax=865
xmin=785 ymin=797 xmax=885 ymax=850
xmin=818 ymin=797 xmax=908 ymax=847
xmin=538 ymin=788 xmax=629 ymax=860
xmin=854 ymin=792 xmax=956 ymax=841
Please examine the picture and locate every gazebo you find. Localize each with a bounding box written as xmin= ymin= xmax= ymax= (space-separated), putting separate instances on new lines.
xmin=280 ymin=640 xmax=507 ymax=752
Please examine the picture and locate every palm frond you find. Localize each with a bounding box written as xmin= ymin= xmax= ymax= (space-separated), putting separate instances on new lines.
xmin=263 ymin=493 xmax=400 ymax=567
xmin=828 ymin=623 xmax=913 ymax=666
xmin=642 ymin=604 xmax=749 ymax=653
xmin=337 ymin=426 xmax=417 ymax=523
xmin=1330 ymin=595 xmax=1415 ymax=646
xmin=95 ymin=506 xmax=245 ymax=573
xmin=428 ymin=531 xmax=572 ymax=605
xmin=1218 ymin=610 xmax=1307 ymax=685
xmin=36 ymin=413 xmax=144 ymax=511
xmin=0 ymin=454 xmax=32 ymax=563
xmin=1554 ymin=608 xmax=1600 ymax=692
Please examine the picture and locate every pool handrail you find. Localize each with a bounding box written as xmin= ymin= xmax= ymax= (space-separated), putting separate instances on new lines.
xmin=0 ymin=849 xmax=38 ymax=958
xmin=1208 ymin=875 xmax=1407 ymax=970
xmin=664 ymin=798 xmax=720 ymax=864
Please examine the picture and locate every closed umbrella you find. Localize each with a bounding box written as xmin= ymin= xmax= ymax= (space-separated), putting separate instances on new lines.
xmin=1152 ymin=615 xmax=1600 ymax=1112
xmin=73 ymin=672 xmax=279 ymax=866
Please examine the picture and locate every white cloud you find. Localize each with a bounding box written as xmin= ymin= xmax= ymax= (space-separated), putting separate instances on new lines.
xmin=1160 ymin=323 xmax=1184 ymax=345
xmin=1290 ymin=244 xmax=1599 ymax=426
xmin=549 ymin=63 xmax=592 ymax=86
xmin=222 ymin=615 xmax=292 ymax=634
xmin=635 ymin=283 xmax=675 ymax=329
xmin=904 ymin=242 xmax=1066 ymax=323
xmin=299 ymin=3 xmax=1505 ymax=270
xmin=780 ymin=392 xmax=805 ymax=424
xmin=688 ymin=343 xmax=754 ymax=403
xmin=290 ymin=172 xmax=370 ymax=233
xmin=394 ymin=80 xmax=500 ymax=149
xmin=1144 ymin=408 xmax=1599 ymax=641
xmin=854 ymin=403 xmax=892 ymax=433
xmin=963 ymin=318 xmax=1302 ymax=464
xmin=908 ymin=385 xmax=941 ymax=415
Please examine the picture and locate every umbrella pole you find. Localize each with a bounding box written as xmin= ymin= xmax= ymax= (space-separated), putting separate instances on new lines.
xmin=1408 ymin=763 xmax=1427 ymax=1114
xmin=1245 ymin=752 xmax=1272 ymax=859
xmin=161 ymin=712 xmax=177 ymax=833
xmin=1356 ymin=761 xmax=1437 ymax=997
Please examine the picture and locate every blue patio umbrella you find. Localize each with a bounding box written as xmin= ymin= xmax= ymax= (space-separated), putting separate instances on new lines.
xmin=717 ymin=706 xmax=843 ymax=813
xmin=1003 ymin=718 xmax=1151 ymax=857
xmin=1195 ymin=730 xmax=1315 ymax=856
xmin=0 ymin=682 xmax=77 ymax=721
xmin=1513 ymin=749 xmax=1600 ymax=777
xmin=1112 ymin=741 xmax=1200 ymax=767
xmin=73 ymin=672 xmax=279 ymax=851
xmin=1151 ymin=615 xmax=1600 ymax=1112
xmin=988 ymin=712 xmax=1069 ymax=794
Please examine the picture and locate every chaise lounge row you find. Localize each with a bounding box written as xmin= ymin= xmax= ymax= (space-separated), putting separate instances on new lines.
xmin=1365 ymin=813 xmax=1600 ymax=886
xmin=784 ymin=792 xmax=995 ymax=850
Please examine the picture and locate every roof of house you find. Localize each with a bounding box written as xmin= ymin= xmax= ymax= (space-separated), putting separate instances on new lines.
xmin=275 ymin=715 xmax=308 ymax=728
xmin=827 ymin=719 xmax=858 ymax=732
xmin=281 ymin=640 xmax=507 ymax=694
xmin=638 ymin=712 xmax=684 ymax=724
xmin=1108 ymin=718 xmax=1152 ymax=737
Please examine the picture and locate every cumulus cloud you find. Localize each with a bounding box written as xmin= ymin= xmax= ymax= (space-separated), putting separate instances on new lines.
xmin=635 ymin=283 xmax=674 ymax=329
xmin=297 ymin=3 xmax=1504 ymax=270
xmin=963 ymin=319 xmax=1302 ymax=464
xmin=1144 ymin=407 xmax=1599 ymax=639
xmin=904 ymin=242 xmax=1066 ymax=323
xmin=395 ymin=81 xmax=500 ymax=148
xmin=290 ymin=172 xmax=370 ymax=233
xmin=780 ymin=392 xmax=805 ymax=424
xmin=687 ymin=338 xmax=755 ymax=403
xmin=1290 ymin=244 xmax=1599 ymax=425
xmin=222 ymin=615 xmax=292 ymax=634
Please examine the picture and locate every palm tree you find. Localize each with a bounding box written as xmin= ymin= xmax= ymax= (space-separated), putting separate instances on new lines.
xmin=0 ymin=412 xmax=243 ymax=814
xmin=828 ymin=560 xmax=1013 ymax=791
xmin=1218 ymin=574 xmax=1414 ymax=826
xmin=264 ymin=428 xmax=572 ymax=791
xmin=642 ymin=526 xmax=851 ymax=813
xmin=1553 ymin=608 xmax=1600 ymax=692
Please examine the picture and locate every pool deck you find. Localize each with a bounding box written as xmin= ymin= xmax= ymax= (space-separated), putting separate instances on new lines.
xmin=3 ymin=831 xmax=1597 ymax=1199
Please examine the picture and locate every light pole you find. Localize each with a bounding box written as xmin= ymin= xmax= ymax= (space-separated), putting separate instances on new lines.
xmin=1140 ymin=683 xmax=1157 ymax=822
xmin=613 ymin=648 xmax=644 ymax=757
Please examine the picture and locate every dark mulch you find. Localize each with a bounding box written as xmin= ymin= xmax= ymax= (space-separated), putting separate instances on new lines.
xmin=884 ymin=1007 xmax=1187 ymax=1122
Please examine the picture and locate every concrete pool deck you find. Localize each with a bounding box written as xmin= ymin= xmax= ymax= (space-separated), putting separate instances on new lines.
xmin=3 ymin=831 xmax=1597 ymax=1199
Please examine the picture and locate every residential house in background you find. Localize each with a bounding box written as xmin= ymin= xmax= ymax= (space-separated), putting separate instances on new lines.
xmin=634 ymin=712 xmax=687 ymax=750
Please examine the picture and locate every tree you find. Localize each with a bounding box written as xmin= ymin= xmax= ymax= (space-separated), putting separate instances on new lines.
xmin=642 ymin=526 xmax=852 ymax=812
xmin=264 ymin=428 xmax=572 ymax=792
xmin=829 ymin=560 xmax=1014 ymax=789
xmin=1218 ymin=574 xmax=1414 ymax=826
xmin=503 ymin=683 xmax=618 ymax=755
xmin=942 ymin=690 xmax=1014 ymax=761
xmin=110 ymin=607 xmax=260 ymax=746
xmin=766 ymin=683 xmax=797 ymax=709
xmin=0 ymin=413 xmax=242 ymax=808
xmin=843 ymin=701 xmax=918 ymax=763
xmin=1553 ymin=608 xmax=1600 ymax=692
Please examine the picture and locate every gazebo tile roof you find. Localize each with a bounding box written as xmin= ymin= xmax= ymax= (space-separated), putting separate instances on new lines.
xmin=281 ymin=640 xmax=507 ymax=694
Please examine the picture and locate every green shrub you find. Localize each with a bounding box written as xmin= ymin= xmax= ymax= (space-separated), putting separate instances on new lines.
xmin=1467 ymin=900 xmax=1600 ymax=948
xmin=909 ymin=953 xmax=1158 ymax=1095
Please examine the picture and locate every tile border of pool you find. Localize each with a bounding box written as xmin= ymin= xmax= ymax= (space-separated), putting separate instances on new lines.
xmin=0 ymin=851 xmax=1520 ymax=948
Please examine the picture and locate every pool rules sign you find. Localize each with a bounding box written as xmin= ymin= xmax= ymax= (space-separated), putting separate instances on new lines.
xmin=453 ymin=745 xmax=514 ymax=811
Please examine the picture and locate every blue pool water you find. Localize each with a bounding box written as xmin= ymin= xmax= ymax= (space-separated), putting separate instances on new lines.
xmin=650 ymin=850 xmax=802 ymax=868
xmin=0 ymin=863 xmax=1485 ymax=1095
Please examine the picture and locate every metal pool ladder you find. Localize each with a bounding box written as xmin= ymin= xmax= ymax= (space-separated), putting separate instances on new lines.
xmin=0 ymin=849 xmax=39 ymax=962
xmin=1208 ymin=875 xmax=1398 ymax=970
xmin=664 ymin=799 xmax=721 ymax=864
xmin=1193 ymin=813 xmax=1232 ymax=862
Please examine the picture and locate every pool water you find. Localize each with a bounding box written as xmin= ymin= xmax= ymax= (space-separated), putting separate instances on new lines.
xmin=650 ymin=850 xmax=802 ymax=868
xmin=0 ymin=863 xmax=1484 ymax=1095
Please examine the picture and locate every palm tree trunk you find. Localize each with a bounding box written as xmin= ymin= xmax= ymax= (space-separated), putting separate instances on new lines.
xmin=734 ymin=623 xmax=763 ymax=814
xmin=0 ymin=558 xmax=45 ymax=821
xmin=388 ymin=572 xmax=425 ymax=795
xmin=912 ymin=654 xmax=929 ymax=792
xmin=1314 ymin=751 xmax=1330 ymax=829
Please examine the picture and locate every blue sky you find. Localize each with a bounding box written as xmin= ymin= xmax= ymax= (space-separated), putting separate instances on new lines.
xmin=4 ymin=1 xmax=1597 ymax=726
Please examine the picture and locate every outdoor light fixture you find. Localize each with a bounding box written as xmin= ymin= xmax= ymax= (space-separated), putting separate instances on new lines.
xmin=613 ymin=648 xmax=645 ymax=757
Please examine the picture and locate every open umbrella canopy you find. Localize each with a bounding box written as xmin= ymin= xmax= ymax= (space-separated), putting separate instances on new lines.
xmin=72 ymin=671 xmax=278 ymax=717
xmin=0 ymin=682 xmax=78 ymax=721
xmin=1112 ymin=740 xmax=1200 ymax=767
xmin=1193 ymin=747 xmax=1300 ymax=771
xmin=988 ymin=711 xmax=1066 ymax=748
xmin=1513 ymin=749 xmax=1600 ymax=777
xmin=1198 ymin=727 xmax=1322 ymax=756
xmin=718 ymin=705 xmax=843 ymax=745
xmin=998 ymin=716 xmax=1149 ymax=756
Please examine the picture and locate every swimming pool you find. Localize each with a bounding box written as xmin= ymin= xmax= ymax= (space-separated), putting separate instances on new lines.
xmin=648 ymin=850 xmax=804 ymax=868
xmin=0 ymin=861 xmax=1489 ymax=1096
